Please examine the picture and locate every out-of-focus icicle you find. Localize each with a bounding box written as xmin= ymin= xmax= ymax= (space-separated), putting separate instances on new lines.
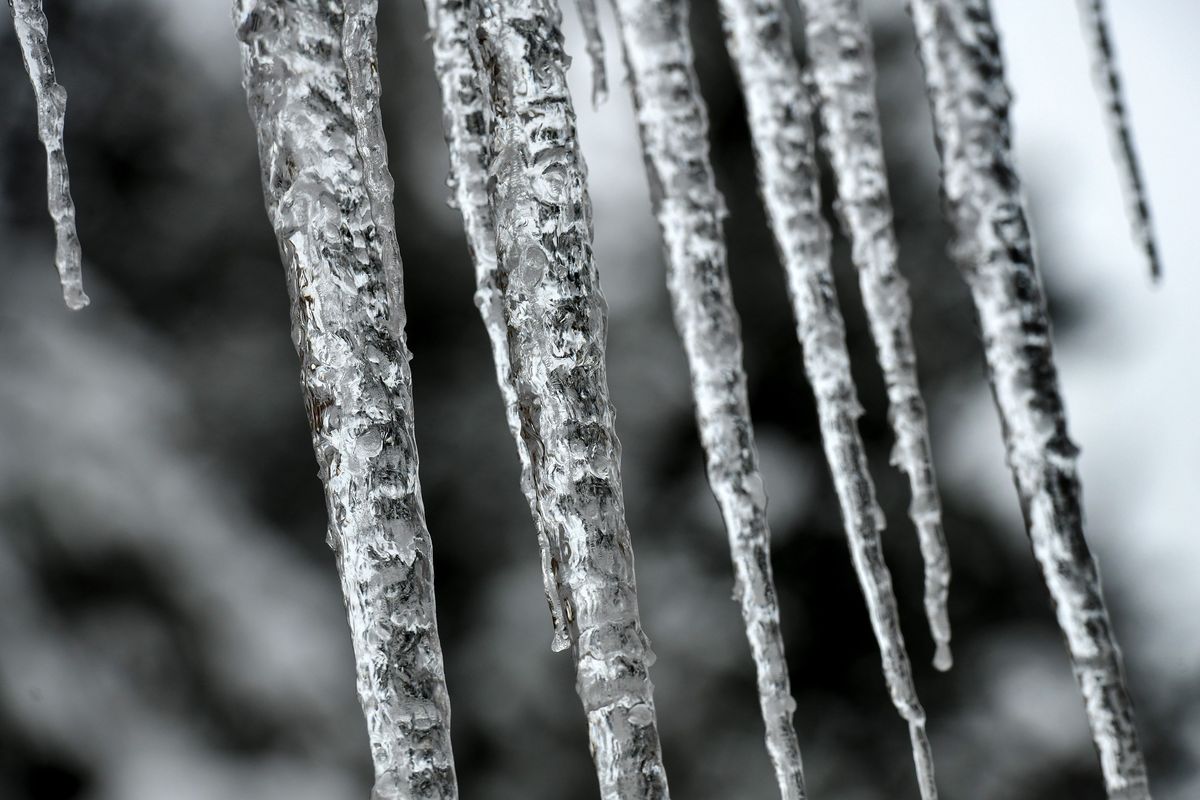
xmin=798 ymin=0 xmax=951 ymax=671
xmin=607 ymin=1 xmax=806 ymax=797
xmin=234 ymin=2 xmax=458 ymax=797
xmin=907 ymin=1 xmax=1150 ymax=797
xmin=476 ymin=2 xmax=669 ymax=797
xmin=422 ymin=0 xmax=570 ymax=654
xmin=575 ymin=0 xmax=608 ymax=106
xmin=1075 ymin=0 xmax=1161 ymax=281
xmin=8 ymin=0 xmax=87 ymax=309
xmin=717 ymin=1 xmax=937 ymax=797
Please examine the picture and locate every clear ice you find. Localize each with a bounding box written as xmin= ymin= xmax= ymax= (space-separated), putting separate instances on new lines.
xmin=575 ymin=0 xmax=608 ymax=106
xmin=607 ymin=0 xmax=807 ymax=796
xmin=798 ymin=0 xmax=952 ymax=671
xmin=476 ymin=1 xmax=669 ymax=797
xmin=1075 ymin=0 xmax=1162 ymax=281
xmin=234 ymin=1 xmax=458 ymax=796
xmin=8 ymin=0 xmax=87 ymax=309
xmin=718 ymin=0 xmax=938 ymax=796
xmin=907 ymin=0 xmax=1150 ymax=796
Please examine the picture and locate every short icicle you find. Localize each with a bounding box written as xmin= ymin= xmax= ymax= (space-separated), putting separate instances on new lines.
xmin=798 ymin=0 xmax=951 ymax=671
xmin=234 ymin=2 xmax=458 ymax=797
xmin=717 ymin=0 xmax=938 ymax=797
xmin=8 ymin=0 xmax=87 ymax=309
xmin=907 ymin=1 xmax=1150 ymax=797
xmin=1075 ymin=0 xmax=1162 ymax=281
xmin=607 ymin=0 xmax=806 ymax=797
xmin=575 ymin=0 xmax=608 ymax=106
xmin=422 ymin=0 xmax=570 ymax=654
xmin=476 ymin=2 xmax=670 ymax=798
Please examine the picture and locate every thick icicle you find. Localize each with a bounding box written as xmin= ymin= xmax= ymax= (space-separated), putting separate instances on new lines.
xmin=476 ymin=3 xmax=669 ymax=798
xmin=422 ymin=0 xmax=569 ymax=653
xmin=1075 ymin=0 xmax=1161 ymax=281
xmin=8 ymin=0 xmax=87 ymax=309
xmin=798 ymin=0 xmax=951 ymax=671
xmin=234 ymin=2 xmax=458 ymax=797
xmin=907 ymin=1 xmax=1150 ymax=797
xmin=575 ymin=0 xmax=608 ymax=106
xmin=607 ymin=1 xmax=806 ymax=797
xmin=717 ymin=1 xmax=937 ymax=797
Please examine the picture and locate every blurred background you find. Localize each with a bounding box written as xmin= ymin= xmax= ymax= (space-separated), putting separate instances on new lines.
xmin=0 ymin=1 xmax=1196 ymax=798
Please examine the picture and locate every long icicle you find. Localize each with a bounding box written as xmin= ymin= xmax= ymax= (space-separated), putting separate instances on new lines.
xmin=906 ymin=1 xmax=1150 ymax=797
xmin=1074 ymin=0 xmax=1162 ymax=281
xmin=607 ymin=1 xmax=806 ymax=797
xmin=476 ymin=2 xmax=670 ymax=797
xmin=421 ymin=0 xmax=571 ymax=653
xmin=717 ymin=1 xmax=938 ymax=797
xmin=8 ymin=0 xmax=87 ymax=309
xmin=234 ymin=2 xmax=458 ymax=797
xmin=575 ymin=0 xmax=608 ymax=106
xmin=797 ymin=0 xmax=951 ymax=671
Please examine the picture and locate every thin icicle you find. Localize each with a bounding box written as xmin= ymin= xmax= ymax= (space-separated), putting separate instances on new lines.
xmin=717 ymin=1 xmax=937 ymax=797
xmin=8 ymin=0 xmax=87 ymax=309
xmin=575 ymin=0 xmax=608 ymax=106
xmin=798 ymin=0 xmax=951 ymax=671
xmin=422 ymin=0 xmax=569 ymax=653
xmin=907 ymin=1 xmax=1149 ymax=797
xmin=234 ymin=2 xmax=458 ymax=797
xmin=607 ymin=1 xmax=805 ymax=797
xmin=1075 ymin=0 xmax=1161 ymax=281
xmin=476 ymin=3 xmax=669 ymax=798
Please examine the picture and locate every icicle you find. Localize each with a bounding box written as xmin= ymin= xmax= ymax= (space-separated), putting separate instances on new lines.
xmin=798 ymin=0 xmax=951 ymax=671
xmin=906 ymin=1 xmax=1150 ymax=797
xmin=607 ymin=0 xmax=805 ymax=797
xmin=234 ymin=2 xmax=458 ymax=797
xmin=575 ymin=0 xmax=608 ymax=106
xmin=422 ymin=0 xmax=569 ymax=653
xmin=1075 ymin=0 xmax=1161 ymax=281
xmin=8 ymin=0 xmax=87 ymax=310
xmin=717 ymin=1 xmax=937 ymax=796
xmin=476 ymin=2 xmax=670 ymax=797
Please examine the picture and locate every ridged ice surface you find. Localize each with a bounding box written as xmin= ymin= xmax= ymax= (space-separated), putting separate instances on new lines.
xmin=718 ymin=1 xmax=937 ymax=797
xmin=907 ymin=1 xmax=1149 ymax=797
xmin=234 ymin=2 xmax=458 ymax=797
xmin=476 ymin=2 xmax=669 ymax=797
xmin=575 ymin=0 xmax=608 ymax=106
xmin=799 ymin=0 xmax=951 ymax=671
xmin=608 ymin=0 xmax=806 ymax=797
xmin=8 ymin=0 xmax=87 ymax=309
xmin=1075 ymin=0 xmax=1161 ymax=281
xmin=423 ymin=0 xmax=571 ymax=655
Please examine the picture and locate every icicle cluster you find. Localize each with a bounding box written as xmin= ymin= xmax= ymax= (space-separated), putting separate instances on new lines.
xmin=475 ymin=2 xmax=670 ymax=797
xmin=234 ymin=2 xmax=458 ymax=797
xmin=1075 ymin=0 xmax=1161 ymax=281
xmin=423 ymin=0 xmax=571 ymax=653
xmin=8 ymin=0 xmax=87 ymax=309
xmin=606 ymin=0 xmax=806 ymax=797
xmin=906 ymin=1 xmax=1150 ymax=797
xmin=798 ymin=0 xmax=951 ymax=671
xmin=717 ymin=1 xmax=937 ymax=797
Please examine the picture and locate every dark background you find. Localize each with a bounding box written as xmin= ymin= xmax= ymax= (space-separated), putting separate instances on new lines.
xmin=0 ymin=1 xmax=1195 ymax=798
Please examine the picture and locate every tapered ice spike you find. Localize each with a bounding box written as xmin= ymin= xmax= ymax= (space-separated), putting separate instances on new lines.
xmin=422 ymin=0 xmax=572 ymax=656
xmin=718 ymin=0 xmax=938 ymax=796
xmin=907 ymin=0 xmax=1151 ymax=796
xmin=476 ymin=2 xmax=670 ymax=797
xmin=607 ymin=0 xmax=807 ymax=796
xmin=8 ymin=0 xmax=88 ymax=309
xmin=796 ymin=0 xmax=952 ymax=671
xmin=235 ymin=1 xmax=458 ymax=796
xmin=575 ymin=0 xmax=608 ymax=106
xmin=1075 ymin=0 xmax=1162 ymax=282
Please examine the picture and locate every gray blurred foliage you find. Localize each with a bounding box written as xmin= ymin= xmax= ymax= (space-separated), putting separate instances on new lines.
xmin=0 ymin=1 xmax=1190 ymax=799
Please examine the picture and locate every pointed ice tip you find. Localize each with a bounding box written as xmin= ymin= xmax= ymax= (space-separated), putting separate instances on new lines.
xmin=933 ymin=641 xmax=952 ymax=672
